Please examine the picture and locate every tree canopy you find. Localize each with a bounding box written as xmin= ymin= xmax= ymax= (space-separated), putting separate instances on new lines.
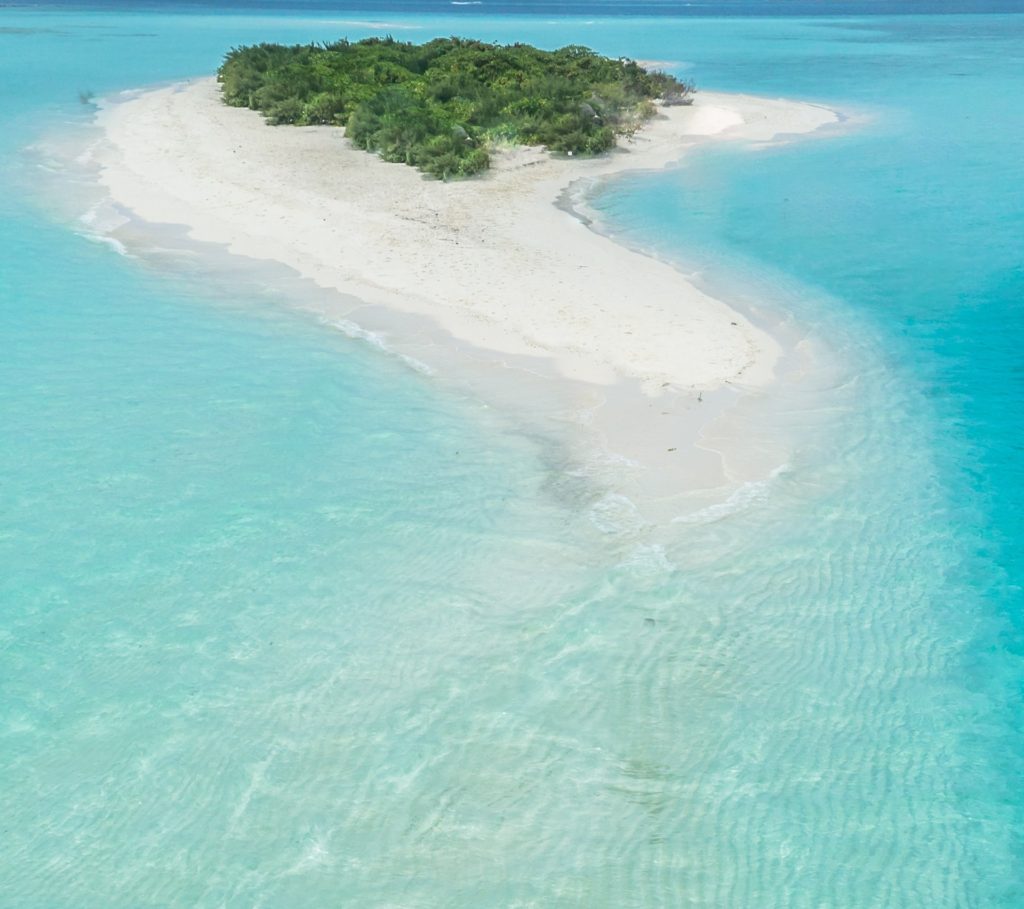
xmin=218 ymin=37 xmax=694 ymax=179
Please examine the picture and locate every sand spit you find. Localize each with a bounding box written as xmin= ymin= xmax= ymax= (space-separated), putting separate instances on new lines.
xmin=91 ymin=78 xmax=840 ymax=515
xmin=96 ymin=79 xmax=837 ymax=392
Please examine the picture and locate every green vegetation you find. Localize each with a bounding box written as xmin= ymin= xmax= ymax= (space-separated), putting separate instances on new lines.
xmin=218 ymin=37 xmax=694 ymax=179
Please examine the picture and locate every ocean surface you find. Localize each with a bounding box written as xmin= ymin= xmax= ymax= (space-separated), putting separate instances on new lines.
xmin=2 ymin=4 xmax=1022 ymax=907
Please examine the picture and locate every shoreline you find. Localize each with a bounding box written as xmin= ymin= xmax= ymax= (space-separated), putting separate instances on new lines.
xmin=89 ymin=77 xmax=841 ymax=519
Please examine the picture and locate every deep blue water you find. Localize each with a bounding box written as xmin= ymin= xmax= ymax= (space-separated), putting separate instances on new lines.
xmin=1 ymin=5 xmax=1022 ymax=906
xmin=9 ymin=1 xmax=1023 ymax=17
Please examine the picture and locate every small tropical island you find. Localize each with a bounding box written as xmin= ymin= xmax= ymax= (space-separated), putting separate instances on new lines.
xmin=94 ymin=43 xmax=837 ymax=492
xmin=218 ymin=37 xmax=694 ymax=178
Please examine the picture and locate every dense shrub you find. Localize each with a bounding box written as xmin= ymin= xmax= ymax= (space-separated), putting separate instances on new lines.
xmin=218 ymin=36 xmax=695 ymax=179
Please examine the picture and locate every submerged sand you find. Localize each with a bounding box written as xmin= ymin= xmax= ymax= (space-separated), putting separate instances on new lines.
xmin=92 ymin=78 xmax=840 ymax=513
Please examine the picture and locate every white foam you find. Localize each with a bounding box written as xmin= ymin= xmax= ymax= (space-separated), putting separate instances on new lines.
xmin=75 ymin=199 xmax=134 ymax=256
xmin=324 ymin=318 xmax=434 ymax=376
xmin=673 ymin=463 xmax=791 ymax=525
xmin=73 ymin=138 xmax=102 ymax=166
xmin=588 ymin=492 xmax=648 ymax=535
xmin=32 ymin=161 xmax=64 ymax=175
xmin=78 ymin=230 xmax=132 ymax=257
xmin=306 ymin=19 xmax=424 ymax=30
xmin=78 ymin=202 xmax=101 ymax=226
xmin=24 ymin=140 xmax=68 ymax=174
xmin=79 ymin=197 xmax=129 ymax=230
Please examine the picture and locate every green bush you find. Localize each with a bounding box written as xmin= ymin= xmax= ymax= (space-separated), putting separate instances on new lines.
xmin=218 ymin=36 xmax=694 ymax=178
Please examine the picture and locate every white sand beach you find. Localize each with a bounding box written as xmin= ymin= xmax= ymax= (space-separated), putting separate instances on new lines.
xmin=93 ymin=78 xmax=839 ymax=507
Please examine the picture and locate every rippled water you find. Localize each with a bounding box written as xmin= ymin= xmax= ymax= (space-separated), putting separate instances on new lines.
xmin=2 ymin=7 xmax=1021 ymax=907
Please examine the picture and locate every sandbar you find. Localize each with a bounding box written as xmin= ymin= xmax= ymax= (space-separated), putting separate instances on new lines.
xmin=92 ymin=77 xmax=840 ymax=512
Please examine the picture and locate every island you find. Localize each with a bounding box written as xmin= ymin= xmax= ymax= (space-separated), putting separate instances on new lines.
xmin=92 ymin=37 xmax=840 ymax=505
xmin=218 ymin=37 xmax=695 ymax=178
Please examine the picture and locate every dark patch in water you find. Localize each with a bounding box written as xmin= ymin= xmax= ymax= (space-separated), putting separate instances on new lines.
xmin=0 ymin=26 xmax=66 ymax=35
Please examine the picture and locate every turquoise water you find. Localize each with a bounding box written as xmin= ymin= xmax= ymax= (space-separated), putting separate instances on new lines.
xmin=2 ymin=7 xmax=1022 ymax=907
